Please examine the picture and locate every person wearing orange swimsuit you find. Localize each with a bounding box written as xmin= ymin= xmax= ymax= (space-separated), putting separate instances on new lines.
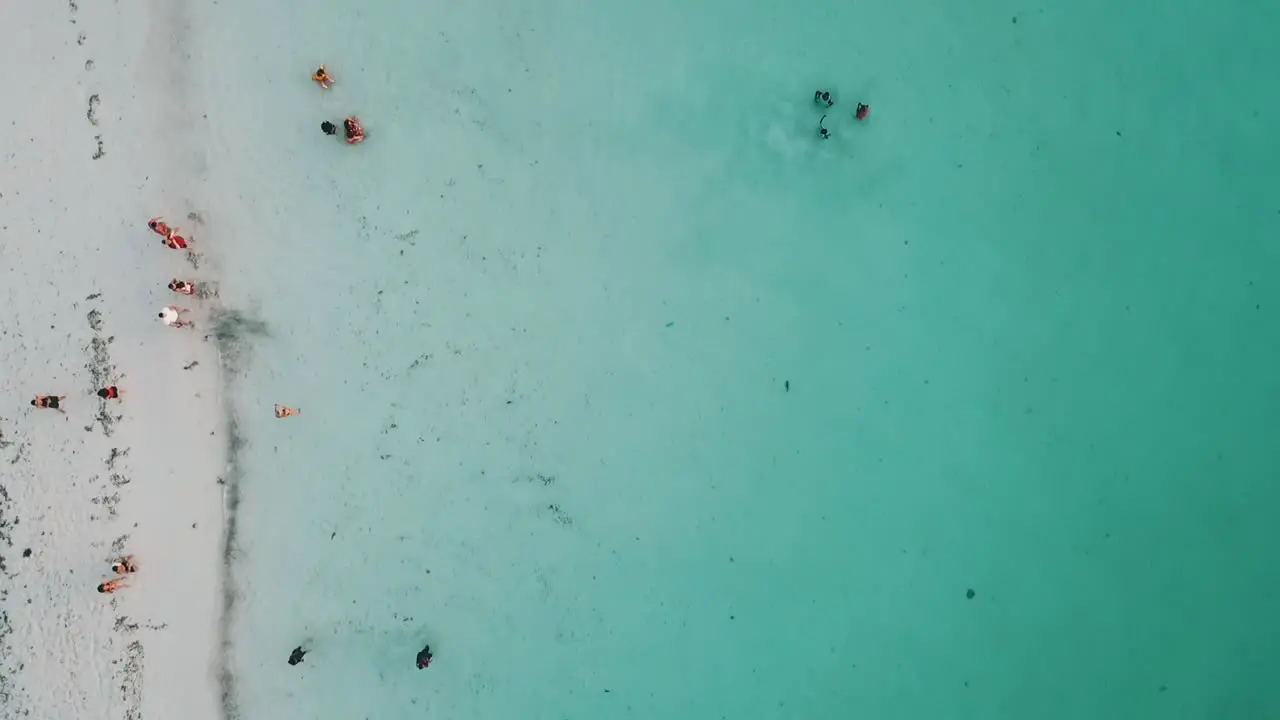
xmin=274 ymin=404 xmax=301 ymax=418
xmin=312 ymin=65 xmax=334 ymax=89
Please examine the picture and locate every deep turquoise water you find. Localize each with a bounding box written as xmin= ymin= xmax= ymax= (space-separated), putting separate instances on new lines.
xmin=186 ymin=0 xmax=1280 ymax=717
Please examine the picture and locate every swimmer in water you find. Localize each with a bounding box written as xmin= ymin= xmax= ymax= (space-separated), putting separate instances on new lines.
xmin=321 ymin=118 xmax=365 ymax=144
xmin=343 ymin=117 xmax=365 ymax=145
xmin=856 ymin=102 xmax=870 ymax=121
xmin=814 ymin=90 xmax=834 ymax=108
xmin=288 ymin=646 xmax=308 ymax=666
xmin=312 ymin=65 xmax=334 ymax=89
xmin=818 ymin=115 xmax=831 ymax=139
xmin=274 ymin=404 xmax=301 ymax=418
xmin=31 ymin=395 xmax=66 ymax=412
xmin=416 ymin=644 xmax=433 ymax=669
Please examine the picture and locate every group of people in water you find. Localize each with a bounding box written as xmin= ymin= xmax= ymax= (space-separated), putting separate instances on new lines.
xmin=814 ymin=88 xmax=870 ymax=139
xmin=311 ymin=65 xmax=366 ymax=144
xmin=288 ymin=643 xmax=434 ymax=671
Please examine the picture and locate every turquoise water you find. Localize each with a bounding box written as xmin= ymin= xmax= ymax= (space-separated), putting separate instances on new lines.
xmin=186 ymin=0 xmax=1280 ymax=717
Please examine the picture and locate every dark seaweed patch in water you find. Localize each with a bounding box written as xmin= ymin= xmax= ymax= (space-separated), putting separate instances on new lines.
xmin=207 ymin=308 xmax=269 ymax=377
xmin=547 ymin=504 xmax=573 ymax=527
xmin=204 ymin=304 xmax=269 ymax=720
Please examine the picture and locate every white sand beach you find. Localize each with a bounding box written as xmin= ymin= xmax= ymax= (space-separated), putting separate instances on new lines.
xmin=1 ymin=2 xmax=222 ymax=719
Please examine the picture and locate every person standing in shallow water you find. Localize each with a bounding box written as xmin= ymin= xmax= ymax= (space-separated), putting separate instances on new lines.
xmin=288 ymin=646 xmax=308 ymax=666
xmin=415 ymin=644 xmax=433 ymax=669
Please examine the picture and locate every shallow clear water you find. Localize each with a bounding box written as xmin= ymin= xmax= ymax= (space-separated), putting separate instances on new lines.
xmin=185 ymin=0 xmax=1280 ymax=717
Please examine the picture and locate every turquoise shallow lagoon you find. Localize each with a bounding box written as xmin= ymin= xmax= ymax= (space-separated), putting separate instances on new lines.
xmin=184 ymin=0 xmax=1279 ymax=717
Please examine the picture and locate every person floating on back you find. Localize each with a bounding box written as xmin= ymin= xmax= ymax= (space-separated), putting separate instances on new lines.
xmin=97 ymin=577 xmax=129 ymax=594
xmin=322 ymin=117 xmax=365 ymax=145
xmin=855 ymin=102 xmax=870 ymax=121
xmin=274 ymin=404 xmax=301 ymax=419
xmin=818 ymin=115 xmax=831 ymax=140
xmin=288 ymin=646 xmax=308 ymax=666
xmin=169 ymin=279 xmax=196 ymax=296
xmin=97 ymin=386 xmax=121 ymax=400
xmin=814 ymin=90 xmax=834 ymax=108
xmin=31 ymin=395 xmax=66 ymax=412
xmin=312 ymin=65 xmax=334 ymax=90
xmin=416 ymin=644 xmax=433 ymax=669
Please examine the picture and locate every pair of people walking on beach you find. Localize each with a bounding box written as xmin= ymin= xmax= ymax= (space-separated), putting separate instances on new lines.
xmin=311 ymin=64 xmax=366 ymax=145
xmin=149 ymin=217 xmax=190 ymax=250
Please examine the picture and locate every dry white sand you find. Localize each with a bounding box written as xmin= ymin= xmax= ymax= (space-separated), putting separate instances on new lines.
xmin=1 ymin=2 xmax=224 ymax=719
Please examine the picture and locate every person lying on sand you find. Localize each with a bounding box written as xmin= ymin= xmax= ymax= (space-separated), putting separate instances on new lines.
xmin=312 ymin=65 xmax=334 ymax=89
xmin=163 ymin=232 xmax=191 ymax=250
xmin=31 ymin=395 xmax=66 ymax=412
xmin=168 ymin=279 xmax=196 ymax=295
xmin=159 ymin=306 xmax=193 ymax=328
xmin=288 ymin=646 xmax=308 ymax=665
xmin=97 ymin=386 xmax=121 ymax=400
xmin=274 ymin=404 xmax=301 ymax=419
xmin=111 ymin=555 xmax=138 ymax=574
xmin=97 ymin=577 xmax=129 ymax=594
xmin=416 ymin=644 xmax=433 ymax=669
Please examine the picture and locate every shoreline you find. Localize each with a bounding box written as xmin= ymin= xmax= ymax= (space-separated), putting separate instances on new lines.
xmin=1 ymin=2 xmax=226 ymax=719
